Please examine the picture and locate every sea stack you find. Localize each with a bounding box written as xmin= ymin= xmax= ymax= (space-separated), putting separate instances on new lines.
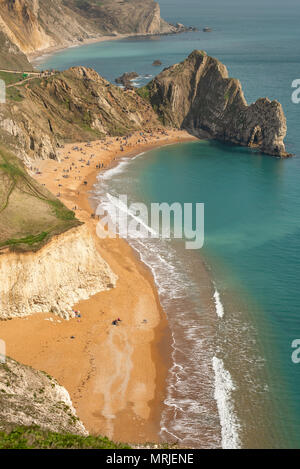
xmin=146 ymin=50 xmax=289 ymax=157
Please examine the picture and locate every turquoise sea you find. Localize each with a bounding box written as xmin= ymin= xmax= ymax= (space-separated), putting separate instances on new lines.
xmin=38 ymin=0 xmax=300 ymax=448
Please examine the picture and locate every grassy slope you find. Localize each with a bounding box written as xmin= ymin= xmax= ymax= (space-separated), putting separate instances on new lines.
xmin=0 ymin=147 xmax=81 ymax=252
xmin=0 ymin=426 xmax=131 ymax=449
xmin=0 ymin=71 xmax=27 ymax=86
xmin=24 ymin=68 xmax=159 ymax=138
xmin=0 ymin=67 xmax=160 ymax=253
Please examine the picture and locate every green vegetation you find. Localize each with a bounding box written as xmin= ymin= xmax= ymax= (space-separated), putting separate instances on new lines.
xmin=0 ymin=426 xmax=131 ymax=449
xmin=136 ymin=85 xmax=150 ymax=101
xmin=0 ymin=147 xmax=81 ymax=252
xmin=48 ymin=200 xmax=76 ymax=221
xmin=0 ymin=232 xmax=48 ymax=249
xmin=0 ymin=71 xmax=26 ymax=101
xmin=0 ymin=71 xmax=24 ymax=86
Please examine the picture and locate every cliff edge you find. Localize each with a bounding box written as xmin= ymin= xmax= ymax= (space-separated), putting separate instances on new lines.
xmin=0 ymin=357 xmax=87 ymax=435
xmin=0 ymin=67 xmax=161 ymax=162
xmin=146 ymin=50 xmax=289 ymax=157
xmin=0 ymin=224 xmax=117 ymax=319
xmin=0 ymin=0 xmax=183 ymax=68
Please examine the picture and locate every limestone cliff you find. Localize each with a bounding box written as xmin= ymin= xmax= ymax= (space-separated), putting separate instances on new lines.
xmin=146 ymin=50 xmax=289 ymax=157
xmin=0 ymin=357 xmax=87 ymax=434
xmin=0 ymin=224 xmax=117 ymax=319
xmin=0 ymin=30 xmax=33 ymax=71
xmin=0 ymin=0 xmax=181 ymax=64
xmin=0 ymin=67 xmax=161 ymax=162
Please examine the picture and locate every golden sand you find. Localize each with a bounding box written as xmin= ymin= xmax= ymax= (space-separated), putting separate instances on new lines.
xmin=0 ymin=129 xmax=197 ymax=444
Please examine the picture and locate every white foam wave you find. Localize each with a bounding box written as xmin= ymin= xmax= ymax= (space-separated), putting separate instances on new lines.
xmin=213 ymin=287 xmax=224 ymax=318
xmin=98 ymin=153 xmax=146 ymax=181
xmin=98 ymin=159 xmax=131 ymax=180
xmin=92 ymin=151 xmax=234 ymax=448
xmin=212 ymin=357 xmax=241 ymax=449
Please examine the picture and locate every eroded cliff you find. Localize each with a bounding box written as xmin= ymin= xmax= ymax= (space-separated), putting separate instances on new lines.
xmin=0 ymin=0 xmax=181 ymax=63
xmin=0 ymin=67 xmax=161 ymax=162
xmin=0 ymin=30 xmax=33 ymax=71
xmin=146 ymin=50 xmax=289 ymax=157
xmin=0 ymin=357 xmax=87 ymax=435
xmin=0 ymin=224 xmax=117 ymax=319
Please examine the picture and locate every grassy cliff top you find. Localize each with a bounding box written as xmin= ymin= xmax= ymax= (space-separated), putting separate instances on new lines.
xmin=0 ymin=426 xmax=131 ymax=449
xmin=0 ymin=147 xmax=81 ymax=252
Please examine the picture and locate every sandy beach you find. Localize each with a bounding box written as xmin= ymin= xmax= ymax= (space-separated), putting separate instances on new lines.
xmin=0 ymin=129 xmax=197 ymax=444
xmin=29 ymin=31 xmax=177 ymax=64
xmin=29 ymin=33 xmax=133 ymax=63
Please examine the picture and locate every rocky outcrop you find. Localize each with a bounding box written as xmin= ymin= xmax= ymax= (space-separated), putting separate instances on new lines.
xmin=0 ymin=357 xmax=87 ymax=435
xmin=0 ymin=66 xmax=161 ymax=162
xmin=0 ymin=225 xmax=117 ymax=319
xmin=146 ymin=50 xmax=289 ymax=157
xmin=115 ymin=72 xmax=139 ymax=87
xmin=0 ymin=0 xmax=184 ymax=63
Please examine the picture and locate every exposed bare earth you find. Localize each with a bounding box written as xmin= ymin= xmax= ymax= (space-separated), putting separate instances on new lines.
xmin=0 ymin=129 xmax=196 ymax=443
xmin=0 ymin=0 xmax=184 ymax=69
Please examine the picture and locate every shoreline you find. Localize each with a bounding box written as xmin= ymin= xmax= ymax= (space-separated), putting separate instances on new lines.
xmin=0 ymin=129 xmax=197 ymax=444
xmin=29 ymin=33 xmax=135 ymax=63
xmin=29 ymin=30 xmax=189 ymax=65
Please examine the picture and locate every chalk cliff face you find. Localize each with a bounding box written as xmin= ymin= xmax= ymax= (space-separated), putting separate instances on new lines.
xmin=0 ymin=0 xmax=179 ymax=63
xmin=147 ymin=50 xmax=289 ymax=157
xmin=0 ymin=225 xmax=117 ymax=319
xmin=0 ymin=357 xmax=87 ymax=435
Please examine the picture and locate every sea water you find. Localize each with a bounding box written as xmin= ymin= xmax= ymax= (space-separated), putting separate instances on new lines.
xmin=38 ymin=0 xmax=300 ymax=448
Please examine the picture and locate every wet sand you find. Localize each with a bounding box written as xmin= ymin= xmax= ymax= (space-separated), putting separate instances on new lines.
xmin=0 ymin=129 xmax=197 ymax=444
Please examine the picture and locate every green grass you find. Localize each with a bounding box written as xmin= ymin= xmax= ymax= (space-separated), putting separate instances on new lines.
xmin=0 ymin=426 xmax=131 ymax=449
xmin=136 ymin=86 xmax=150 ymax=101
xmin=47 ymin=200 xmax=76 ymax=221
xmin=0 ymin=232 xmax=49 ymax=248
xmin=0 ymin=71 xmax=23 ymax=86
xmin=0 ymin=147 xmax=81 ymax=252
xmin=6 ymin=87 xmax=24 ymax=102
xmin=0 ymin=160 xmax=25 ymax=177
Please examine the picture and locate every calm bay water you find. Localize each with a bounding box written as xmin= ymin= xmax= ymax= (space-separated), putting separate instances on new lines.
xmin=38 ymin=0 xmax=300 ymax=448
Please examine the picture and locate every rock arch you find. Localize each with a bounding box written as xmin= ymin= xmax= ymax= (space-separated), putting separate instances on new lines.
xmin=249 ymin=125 xmax=263 ymax=148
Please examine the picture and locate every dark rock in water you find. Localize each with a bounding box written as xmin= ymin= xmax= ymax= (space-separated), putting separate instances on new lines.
xmin=115 ymin=72 xmax=139 ymax=87
xmin=174 ymin=23 xmax=198 ymax=32
xmin=203 ymin=27 xmax=212 ymax=32
xmin=147 ymin=50 xmax=290 ymax=157
xmin=152 ymin=60 xmax=162 ymax=66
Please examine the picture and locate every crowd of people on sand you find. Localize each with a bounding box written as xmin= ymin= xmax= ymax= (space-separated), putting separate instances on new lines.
xmin=30 ymin=129 xmax=173 ymax=213
xmin=31 ymin=129 xmax=172 ymax=204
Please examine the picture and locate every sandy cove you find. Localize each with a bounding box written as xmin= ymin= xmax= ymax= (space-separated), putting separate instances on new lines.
xmin=29 ymin=33 xmax=138 ymax=62
xmin=29 ymin=31 xmax=179 ymax=63
xmin=0 ymin=129 xmax=197 ymax=444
